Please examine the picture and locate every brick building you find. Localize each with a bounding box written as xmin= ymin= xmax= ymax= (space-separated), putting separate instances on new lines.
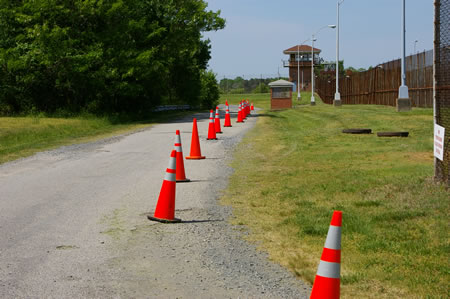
xmin=268 ymin=79 xmax=294 ymax=110
xmin=282 ymin=45 xmax=323 ymax=91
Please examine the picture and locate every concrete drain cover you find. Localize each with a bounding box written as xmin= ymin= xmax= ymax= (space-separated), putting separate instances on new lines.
xmin=342 ymin=128 xmax=372 ymax=134
xmin=377 ymin=132 xmax=409 ymax=137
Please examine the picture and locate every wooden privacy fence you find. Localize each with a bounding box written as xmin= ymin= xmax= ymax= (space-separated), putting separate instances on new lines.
xmin=316 ymin=50 xmax=434 ymax=107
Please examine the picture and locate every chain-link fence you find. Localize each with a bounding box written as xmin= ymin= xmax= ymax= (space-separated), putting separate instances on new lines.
xmin=434 ymin=0 xmax=450 ymax=185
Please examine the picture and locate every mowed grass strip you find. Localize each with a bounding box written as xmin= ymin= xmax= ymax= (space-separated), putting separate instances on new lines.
xmin=0 ymin=111 xmax=192 ymax=165
xmin=221 ymin=93 xmax=449 ymax=298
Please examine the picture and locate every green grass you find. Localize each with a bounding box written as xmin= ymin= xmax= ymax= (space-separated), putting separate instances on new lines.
xmin=222 ymin=91 xmax=313 ymax=110
xmin=221 ymin=92 xmax=449 ymax=298
xmin=0 ymin=111 xmax=194 ymax=165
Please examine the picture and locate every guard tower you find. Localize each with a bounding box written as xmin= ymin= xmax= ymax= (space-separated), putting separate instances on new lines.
xmin=282 ymin=45 xmax=322 ymax=91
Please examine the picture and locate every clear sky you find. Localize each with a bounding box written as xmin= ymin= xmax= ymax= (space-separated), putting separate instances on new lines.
xmin=202 ymin=0 xmax=434 ymax=79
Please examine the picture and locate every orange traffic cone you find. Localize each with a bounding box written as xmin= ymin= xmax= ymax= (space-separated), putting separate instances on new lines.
xmin=237 ymin=103 xmax=241 ymax=122
xmin=251 ymin=102 xmax=254 ymax=111
xmin=148 ymin=150 xmax=181 ymax=223
xmin=207 ymin=110 xmax=217 ymax=140
xmin=244 ymin=101 xmax=248 ymax=118
xmin=224 ymin=103 xmax=232 ymax=127
xmin=241 ymin=101 xmax=246 ymax=120
xmin=310 ymin=210 xmax=342 ymax=299
xmin=246 ymin=100 xmax=250 ymax=116
xmin=186 ymin=118 xmax=205 ymax=159
xmin=237 ymin=102 xmax=244 ymax=123
xmin=225 ymin=99 xmax=229 ymax=106
xmin=174 ymin=130 xmax=190 ymax=182
xmin=214 ymin=106 xmax=222 ymax=134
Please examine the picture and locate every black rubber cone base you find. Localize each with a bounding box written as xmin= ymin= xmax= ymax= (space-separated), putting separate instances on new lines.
xmin=176 ymin=178 xmax=191 ymax=183
xmin=185 ymin=156 xmax=205 ymax=159
xmin=147 ymin=215 xmax=182 ymax=223
xmin=207 ymin=138 xmax=218 ymax=140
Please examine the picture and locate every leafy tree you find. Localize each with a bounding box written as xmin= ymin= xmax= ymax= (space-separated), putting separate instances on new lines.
xmin=229 ymin=88 xmax=245 ymax=94
xmin=345 ymin=66 xmax=367 ymax=73
xmin=220 ymin=77 xmax=280 ymax=94
xmin=0 ymin=0 xmax=225 ymax=115
xmin=231 ymin=76 xmax=244 ymax=89
xmin=199 ymin=70 xmax=220 ymax=109
xmin=252 ymin=83 xmax=269 ymax=93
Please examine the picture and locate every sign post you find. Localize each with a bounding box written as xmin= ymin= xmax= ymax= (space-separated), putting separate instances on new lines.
xmin=434 ymin=124 xmax=445 ymax=161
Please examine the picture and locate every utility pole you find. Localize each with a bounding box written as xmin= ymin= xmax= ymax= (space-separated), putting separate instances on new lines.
xmin=396 ymin=0 xmax=411 ymax=111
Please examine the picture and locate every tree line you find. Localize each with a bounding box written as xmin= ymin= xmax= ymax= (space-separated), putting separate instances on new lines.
xmin=0 ymin=0 xmax=225 ymax=116
xmin=219 ymin=77 xmax=289 ymax=94
xmin=219 ymin=61 xmax=368 ymax=94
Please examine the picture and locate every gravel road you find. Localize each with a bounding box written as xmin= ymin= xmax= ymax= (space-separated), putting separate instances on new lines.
xmin=0 ymin=105 xmax=310 ymax=298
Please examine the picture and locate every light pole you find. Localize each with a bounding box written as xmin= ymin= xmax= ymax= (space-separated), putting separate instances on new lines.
xmin=297 ymin=45 xmax=300 ymax=100
xmin=334 ymin=0 xmax=344 ymax=107
xmin=414 ymin=39 xmax=418 ymax=54
xmin=311 ymin=25 xmax=336 ymax=106
xmin=297 ymin=38 xmax=311 ymax=101
xmin=297 ymin=54 xmax=304 ymax=100
xmin=301 ymin=69 xmax=304 ymax=92
xmin=397 ymin=0 xmax=411 ymax=111
xmin=310 ymin=37 xmax=317 ymax=105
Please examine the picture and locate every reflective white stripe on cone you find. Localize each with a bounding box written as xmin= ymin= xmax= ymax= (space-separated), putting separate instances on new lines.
xmin=174 ymin=130 xmax=190 ymax=182
xmin=215 ymin=106 xmax=222 ymax=133
xmin=207 ymin=110 xmax=217 ymax=140
xmin=310 ymin=210 xmax=342 ymax=299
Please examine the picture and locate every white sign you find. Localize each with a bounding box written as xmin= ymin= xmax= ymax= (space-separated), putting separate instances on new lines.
xmin=434 ymin=124 xmax=445 ymax=161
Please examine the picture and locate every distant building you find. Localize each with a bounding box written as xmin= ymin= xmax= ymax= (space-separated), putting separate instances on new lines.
xmin=268 ymin=79 xmax=294 ymax=110
xmin=282 ymin=45 xmax=324 ymax=91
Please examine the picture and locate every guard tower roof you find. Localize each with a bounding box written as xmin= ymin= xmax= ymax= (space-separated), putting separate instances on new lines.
xmin=283 ymin=45 xmax=321 ymax=54
xmin=268 ymin=79 xmax=294 ymax=88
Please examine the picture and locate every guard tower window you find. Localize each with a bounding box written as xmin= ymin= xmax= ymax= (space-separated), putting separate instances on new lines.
xmin=272 ymin=87 xmax=291 ymax=99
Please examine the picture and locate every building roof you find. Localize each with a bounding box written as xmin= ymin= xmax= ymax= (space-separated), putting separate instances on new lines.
xmin=268 ymin=79 xmax=294 ymax=88
xmin=283 ymin=45 xmax=321 ymax=54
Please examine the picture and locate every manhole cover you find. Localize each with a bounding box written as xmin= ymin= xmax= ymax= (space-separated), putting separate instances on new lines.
xmin=342 ymin=128 xmax=372 ymax=134
xmin=377 ymin=132 xmax=409 ymax=137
